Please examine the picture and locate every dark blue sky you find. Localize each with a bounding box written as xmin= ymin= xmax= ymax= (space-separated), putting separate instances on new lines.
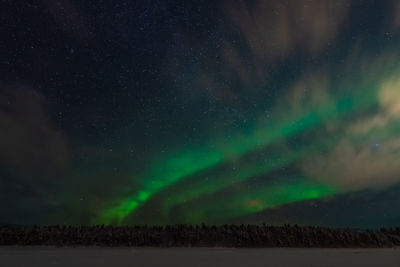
xmin=1 ymin=0 xmax=400 ymax=227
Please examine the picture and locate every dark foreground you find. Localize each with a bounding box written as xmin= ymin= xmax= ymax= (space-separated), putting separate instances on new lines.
xmin=2 ymin=224 xmax=400 ymax=247
xmin=1 ymin=247 xmax=400 ymax=267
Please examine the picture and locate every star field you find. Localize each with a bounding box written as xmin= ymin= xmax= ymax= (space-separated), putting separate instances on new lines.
xmin=1 ymin=0 xmax=400 ymax=228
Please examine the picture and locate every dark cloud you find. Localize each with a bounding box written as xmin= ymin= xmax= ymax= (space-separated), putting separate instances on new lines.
xmin=0 ymin=84 xmax=68 ymax=182
xmin=224 ymin=0 xmax=350 ymax=60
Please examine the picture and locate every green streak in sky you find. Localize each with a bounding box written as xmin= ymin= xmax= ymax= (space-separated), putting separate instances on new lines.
xmin=97 ymin=148 xmax=223 ymax=224
xmin=98 ymin=74 xmax=381 ymax=224
xmin=164 ymin=88 xmax=377 ymax=210
xmin=164 ymin=145 xmax=319 ymax=211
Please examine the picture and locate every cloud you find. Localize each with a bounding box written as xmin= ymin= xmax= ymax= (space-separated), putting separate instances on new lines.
xmin=282 ymin=72 xmax=332 ymax=114
xmin=348 ymin=75 xmax=400 ymax=136
xmin=392 ymin=1 xmax=400 ymax=30
xmin=302 ymin=138 xmax=400 ymax=191
xmin=301 ymin=72 xmax=400 ymax=191
xmin=223 ymin=0 xmax=349 ymax=61
xmin=170 ymin=1 xmax=350 ymax=104
xmin=379 ymin=76 xmax=400 ymax=118
xmin=0 ymin=84 xmax=68 ymax=181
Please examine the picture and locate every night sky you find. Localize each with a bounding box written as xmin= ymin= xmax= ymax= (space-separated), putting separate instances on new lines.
xmin=2 ymin=0 xmax=400 ymax=228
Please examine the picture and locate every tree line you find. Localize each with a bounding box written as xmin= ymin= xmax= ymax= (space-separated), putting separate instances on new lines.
xmin=1 ymin=224 xmax=400 ymax=247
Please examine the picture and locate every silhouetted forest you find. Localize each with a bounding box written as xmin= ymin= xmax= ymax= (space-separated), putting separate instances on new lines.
xmin=1 ymin=224 xmax=400 ymax=247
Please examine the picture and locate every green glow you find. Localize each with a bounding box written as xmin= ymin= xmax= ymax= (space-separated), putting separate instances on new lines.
xmin=98 ymin=61 xmax=399 ymax=224
xmin=97 ymin=147 xmax=223 ymax=224
xmin=164 ymin=145 xmax=318 ymax=210
xmin=98 ymin=86 xmax=376 ymax=224
xmin=99 ymin=200 xmax=139 ymax=224
xmin=181 ymin=178 xmax=336 ymax=223
xmin=164 ymin=88 xmax=377 ymax=210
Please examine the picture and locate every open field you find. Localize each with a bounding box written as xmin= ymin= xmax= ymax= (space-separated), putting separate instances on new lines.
xmin=1 ymin=247 xmax=399 ymax=267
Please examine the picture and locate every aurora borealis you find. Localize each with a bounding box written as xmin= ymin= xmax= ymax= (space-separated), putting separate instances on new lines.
xmin=2 ymin=0 xmax=400 ymax=228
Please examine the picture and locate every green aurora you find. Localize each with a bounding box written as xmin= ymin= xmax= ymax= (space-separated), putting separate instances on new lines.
xmin=5 ymin=0 xmax=400 ymax=228
xmin=98 ymin=56 xmax=400 ymax=225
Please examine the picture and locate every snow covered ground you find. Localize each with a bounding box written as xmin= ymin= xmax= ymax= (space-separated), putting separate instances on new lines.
xmin=0 ymin=247 xmax=399 ymax=267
